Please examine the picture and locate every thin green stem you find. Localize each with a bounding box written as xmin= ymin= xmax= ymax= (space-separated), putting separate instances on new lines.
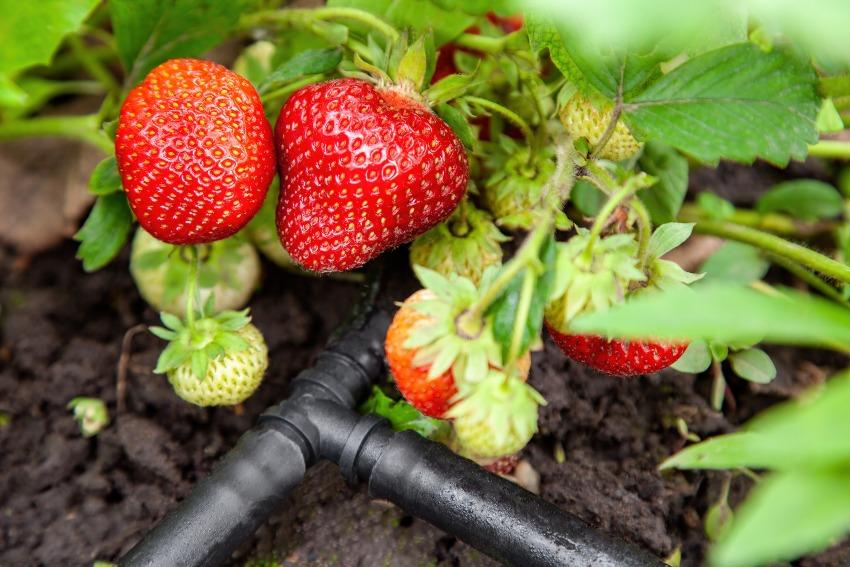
xmin=67 ymin=34 xmax=120 ymax=95
xmin=0 ymin=114 xmax=112 ymax=153
xmin=454 ymin=33 xmax=507 ymax=55
xmin=631 ymin=198 xmax=653 ymax=270
xmin=766 ymin=252 xmax=850 ymax=305
xmin=462 ymin=95 xmax=534 ymax=148
xmin=48 ymin=45 xmax=115 ymax=76
xmin=678 ymin=203 xmax=836 ymax=238
xmin=184 ymin=246 xmax=201 ymax=327
xmin=261 ymin=74 xmax=326 ymax=104
xmin=508 ymin=269 xmax=537 ymax=365
xmin=808 ymin=140 xmax=850 ymax=160
xmin=583 ymin=182 xmax=638 ymax=260
xmin=242 ymin=7 xmax=399 ymax=42
xmin=691 ymin=219 xmax=850 ymax=283
xmin=588 ymin=102 xmax=623 ymax=161
xmin=462 ymin=219 xmax=552 ymax=326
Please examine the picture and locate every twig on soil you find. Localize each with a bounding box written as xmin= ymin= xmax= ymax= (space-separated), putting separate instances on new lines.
xmin=116 ymin=324 xmax=148 ymax=414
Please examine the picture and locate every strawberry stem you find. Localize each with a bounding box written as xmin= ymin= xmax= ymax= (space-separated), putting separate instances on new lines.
xmin=583 ymin=182 xmax=639 ymax=261
xmin=507 ymin=269 xmax=537 ymax=365
xmin=184 ymin=245 xmax=201 ymax=328
xmin=242 ymin=7 xmax=399 ymax=43
xmin=260 ymin=74 xmax=326 ymax=104
xmin=454 ymin=33 xmax=508 ymax=55
xmin=0 ymin=114 xmax=113 ymax=153
xmin=678 ymin=203 xmax=836 ymax=238
xmin=691 ymin=218 xmax=850 ymax=283
xmin=462 ymin=96 xmax=535 ymax=149
xmin=807 ymin=139 xmax=850 ymax=160
xmin=631 ymin=197 xmax=653 ymax=270
xmin=460 ymin=217 xmax=552 ymax=330
xmin=67 ymin=34 xmax=120 ymax=96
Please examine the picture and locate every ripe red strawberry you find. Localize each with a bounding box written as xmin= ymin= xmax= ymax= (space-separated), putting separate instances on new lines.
xmin=116 ymin=58 xmax=275 ymax=245
xmin=386 ymin=290 xmax=530 ymax=418
xmin=275 ymin=78 xmax=468 ymax=272
xmin=546 ymin=324 xmax=687 ymax=376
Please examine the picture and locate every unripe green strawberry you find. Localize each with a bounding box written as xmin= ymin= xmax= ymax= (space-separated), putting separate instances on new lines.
xmin=447 ymin=370 xmax=544 ymax=459
xmin=482 ymin=138 xmax=572 ymax=230
xmin=130 ymin=227 xmax=260 ymax=317
xmin=167 ymin=323 xmax=268 ymax=406
xmin=410 ymin=202 xmax=507 ymax=284
xmin=559 ymin=93 xmax=641 ymax=161
xmin=245 ymin=183 xmax=300 ymax=270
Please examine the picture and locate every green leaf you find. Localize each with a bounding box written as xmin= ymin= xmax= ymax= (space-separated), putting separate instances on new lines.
xmin=526 ymin=15 xmax=663 ymax=100
xmin=662 ymin=369 xmax=850 ymax=471
xmin=88 ymin=157 xmax=123 ymax=196
xmin=711 ymin=470 xmax=850 ymax=567
xmin=74 ymin=194 xmax=133 ymax=272
xmin=671 ymin=340 xmax=711 ymax=373
xmin=696 ymin=192 xmax=735 ymax=220
xmin=570 ymin=180 xmax=605 ymax=216
xmin=729 ymin=347 xmax=775 ymax=384
xmin=360 ymin=386 xmax=449 ymax=439
xmin=257 ymin=48 xmax=343 ymax=95
xmin=0 ymin=0 xmax=99 ymax=78
xmin=700 ymin=242 xmax=769 ymax=285
xmin=756 ymin=179 xmax=844 ymax=221
xmin=111 ymin=0 xmax=250 ymax=86
xmin=624 ymin=44 xmax=820 ymax=166
xmin=571 ymin=282 xmax=850 ymax=350
xmin=647 ymin=222 xmax=694 ymax=259
xmin=435 ymin=104 xmax=475 ymax=150
xmin=426 ymin=73 xmax=476 ymax=106
xmin=637 ymin=142 xmax=689 ymax=224
xmin=488 ymin=235 xmax=556 ymax=361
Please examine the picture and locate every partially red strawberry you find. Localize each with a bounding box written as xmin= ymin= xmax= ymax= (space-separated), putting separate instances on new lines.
xmin=116 ymin=58 xmax=275 ymax=245
xmin=275 ymin=79 xmax=468 ymax=272
xmin=386 ymin=289 xmax=530 ymax=418
xmin=546 ymin=324 xmax=687 ymax=376
xmin=486 ymin=12 xmax=524 ymax=33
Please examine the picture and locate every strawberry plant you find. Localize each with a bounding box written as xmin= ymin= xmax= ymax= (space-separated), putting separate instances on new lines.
xmin=6 ymin=0 xmax=850 ymax=564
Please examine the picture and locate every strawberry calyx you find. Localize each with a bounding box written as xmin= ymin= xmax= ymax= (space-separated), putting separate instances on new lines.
xmin=151 ymin=308 xmax=253 ymax=381
xmin=410 ymin=199 xmax=508 ymax=284
xmin=404 ymin=267 xmax=504 ymax=389
xmin=545 ymin=228 xmax=646 ymax=332
xmin=447 ymin=368 xmax=545 ymax=459
xmin=483 ymin=137 xmax=573 ymax=230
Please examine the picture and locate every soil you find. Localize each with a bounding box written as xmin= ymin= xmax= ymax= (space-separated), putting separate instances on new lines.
xmin=2 ymin=163 xmax=850 ymax=567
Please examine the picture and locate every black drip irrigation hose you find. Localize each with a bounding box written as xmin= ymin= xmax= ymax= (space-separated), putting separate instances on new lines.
xmin=120 ymin=307 xmax=665 ymax=567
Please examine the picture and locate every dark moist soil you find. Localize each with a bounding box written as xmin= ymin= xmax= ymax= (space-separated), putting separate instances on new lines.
xmin=2 ymin=163 xmax=850 ymax=567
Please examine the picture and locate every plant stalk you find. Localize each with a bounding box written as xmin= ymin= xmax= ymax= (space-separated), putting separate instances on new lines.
xmin=0 ymin=114 xmax=112 ymax=153
xmin=462 ymin=95 xmax=535 ymax=149
xmin=691 ymin=218 xmax=850 ymax=283
xmin=678 ymin=203 xmax=836 ymax=238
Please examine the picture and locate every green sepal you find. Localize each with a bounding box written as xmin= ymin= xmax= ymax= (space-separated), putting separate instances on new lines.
xmin=447 ymin=370 xmax=545 ymax=457
xmin=425 ymin=71 xmax=477 ymax=106
xmin=396 ymin=34 xmax=428 ymax=90
xmin=545 ymin=229 xmax=646 ymax=331
xmin=152 ymin=309 xmax=254 ymax=380
xmin=404 ymin=268 xmax=504 ymax=390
